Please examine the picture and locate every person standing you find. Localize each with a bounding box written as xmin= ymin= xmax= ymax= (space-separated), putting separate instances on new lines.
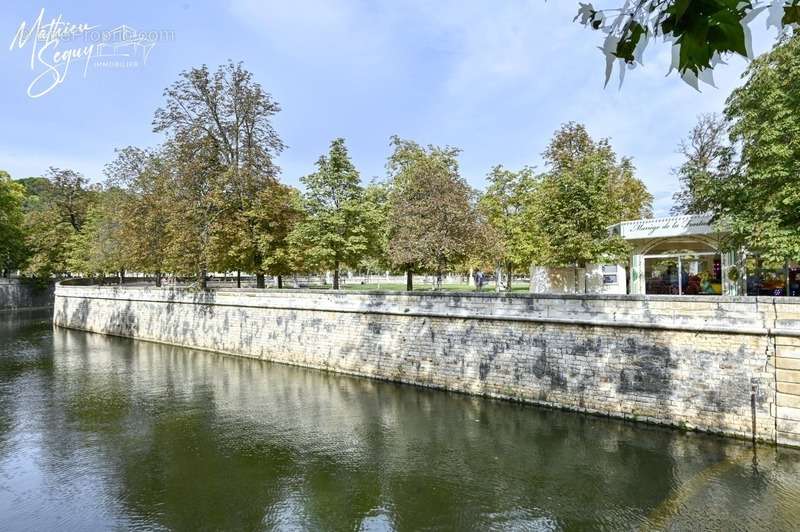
xmin=474 ymin=269 xmax=485 ymax=292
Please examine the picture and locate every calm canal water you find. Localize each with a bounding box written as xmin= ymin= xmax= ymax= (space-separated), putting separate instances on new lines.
xmin=2 ymin=309 xmax=800 ymax=531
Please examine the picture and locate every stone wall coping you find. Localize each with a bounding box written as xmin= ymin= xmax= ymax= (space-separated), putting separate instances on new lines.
xmin=55 ymin=283 xmax=800 ymax=338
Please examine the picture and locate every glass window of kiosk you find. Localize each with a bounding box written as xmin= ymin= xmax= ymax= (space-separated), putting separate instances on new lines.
xmin=746 ymin=258 xmax=799 ymax=296
xmin=644 ymin=253 xmax=722 ymax=295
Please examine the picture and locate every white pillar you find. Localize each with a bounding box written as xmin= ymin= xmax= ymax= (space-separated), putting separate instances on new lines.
xmin=630 ymin=254 xmax=645 ymax=295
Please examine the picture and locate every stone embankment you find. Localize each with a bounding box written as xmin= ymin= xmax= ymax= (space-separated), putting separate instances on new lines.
xmin=0 ymin=279 xmax=54 ymax=309
xmin=53 ymin=283 xmax=800 ymax=447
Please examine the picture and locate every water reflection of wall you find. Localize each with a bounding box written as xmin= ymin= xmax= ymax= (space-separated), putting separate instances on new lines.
xmin=52 ymin=286 xmax=800 ymax=445
xmin=41 ymin=328 xmax=713 ymax=529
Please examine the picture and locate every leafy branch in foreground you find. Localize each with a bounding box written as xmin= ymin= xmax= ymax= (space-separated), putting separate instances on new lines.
xmin=575 ymin=0 xmax=800 ymax=87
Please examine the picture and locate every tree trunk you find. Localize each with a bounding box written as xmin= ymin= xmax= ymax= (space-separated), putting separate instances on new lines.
xmin=198 ymin=268 xmax=207 ymax=290
xmin=119 ymin=269 xmax=125 ymax=285
xmin=277 ymin=275 xmax=283 ymax=289
xmin=495 ymin=263 xmax=502 ymax=292
xmin=256 ymin=273 xmax=265 ymax=289
xmin=333 ymin=261 xmax=340 ymax=290
xmin=406 ymin=269 xmax=413 ymax=291
xmin=236 ymin=270 xmax=241 ymax=288
xmin=155 ymin=270 xmax=162 ymax=288
xmin=506 ymin=264 xmax=513 ymax=291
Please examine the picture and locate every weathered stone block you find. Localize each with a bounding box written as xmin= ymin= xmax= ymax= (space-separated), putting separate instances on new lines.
xmin=776 ymin=405 xmax=800 ymax=421
xmin=777 ymin=369 xmax=800 ymax=384
xmin=778 ymin=393 xmax=800 ymax=411
xmin=776 ymin=344 xmax=800 ymax=359
xmin=776 ymin=357 xmax=800 ymax=370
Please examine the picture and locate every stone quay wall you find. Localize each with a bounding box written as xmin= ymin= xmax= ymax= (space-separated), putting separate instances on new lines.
xmin=0 ymin=279 xmax=54 ymax=309
xmin=53 ymin=283 xmax=800 ymax=446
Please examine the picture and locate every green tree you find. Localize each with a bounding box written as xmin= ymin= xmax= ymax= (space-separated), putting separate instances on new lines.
xmin=356 ymin=182 xmax=392 ymax=277
xmin=251 ymin=181 xmax=305 ymax=288
xmin=386 ymin=137 xmax=479 ymax=290
xmin=153 ymin=61 xmax=285 ymax=288
xmin=0 ymin=171 xmax=27 ymax=276
xmin=535 ymin=123 xmax=652 ymax=284
xmin=478 ymin=165 xmax=548 ymax=289
xmin=611 ymin=158 xmax=654 ymax=221
xmin=66 ymin=188 xmax=128 ymax=281
xmin=707 ymin=33 xmax=800 ymax=263
xmin=21 ymin=167 xmax=96 ymax=279
xmin=671 ymin=113 xmax=735 ymax=215
xmin=575 ymin=1 xmax=800 ymax=86
xmin=162 ymin=137 xmax=228 ymax=289
xmin=46 ymin=167 xmax=94 ymax=232
xmin=105 ymin=146 xmax=171 ymax=286
xmin=15 ymin=176 xmax=50 ymax=200
xmin=290 ymin=138 xmax=374 ymax=289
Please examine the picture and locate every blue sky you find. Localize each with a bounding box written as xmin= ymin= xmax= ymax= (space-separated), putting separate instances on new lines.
xmin=0 ymin=1 xmax=776 ymax=215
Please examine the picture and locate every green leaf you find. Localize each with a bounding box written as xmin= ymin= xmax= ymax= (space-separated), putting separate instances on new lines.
xmin=614 ymin=22 xmax=646 ymax=63
xmin=783 ymin=5 xmax=800 ymax=25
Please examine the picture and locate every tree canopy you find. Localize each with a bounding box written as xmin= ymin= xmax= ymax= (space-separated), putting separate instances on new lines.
xmin=671 ymin=113 xmax=736 ymax=215
xmin=688 ymin=33 xmax=800 ymax=263
xmin=250 ymin=181 xmax=304 ymax=285
xmin=535 ymin=123 xmax=653 ymax=268
xmin=154 ymin=61 xmax=285 ymax=287
xmin=66 ymin=187 xmax=128 ymax=279
xmin=20 ymin=167 xmax=96 ymax=279
xmin=385 ymin=137 xmax=480 ymax=288
xmin=290 ymin=138 xmax=377 ymax=289
xmin=104 ymin=147 xmax=171 ymax=284
xmin=478 ymin=165 xmax=544 ymax=281
xmin=0 ymin=171 xmax=27 ymax=275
